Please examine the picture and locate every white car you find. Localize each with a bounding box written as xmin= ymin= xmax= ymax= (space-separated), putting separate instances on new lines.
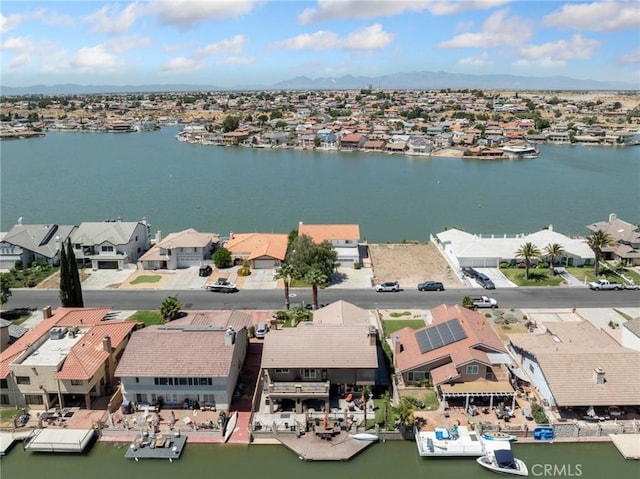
xmin=254 ymin=322 xmax=268 ymax=339
xmin=375 ymin=281 xmax=400 ymax=292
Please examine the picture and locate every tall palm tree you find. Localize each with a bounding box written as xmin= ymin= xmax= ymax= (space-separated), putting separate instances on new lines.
xmin=305 ymin=266 xmax=327 ymax=310
xmin=587 ymin=229 xmax=613 ymax=276
xmin=544 ymin=243 xmax=566 ymax=276
xmin=515 ymin=242 xmax=542 ymax=280
xmin=361 ymin=385 xmax=372 ymax=430
xmin=273 ymin=262 xmax=295 ymax=310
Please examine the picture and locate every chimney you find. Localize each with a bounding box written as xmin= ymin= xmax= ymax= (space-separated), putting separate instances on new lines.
xmin=103 ymin=336 xmax=112 ymax=353
xmin=17 ymin=217 xmax=23 ymax=226
xmin=609 ymin=213 xmax=617 ymax=223
xmin=368 ymin=326 xmax=378 ymax=346
xmin=55 ymin=235 xmax=61 ymax=251
xmin=393 ymin=335 xmax=403 ymax=355
xmin=224 ymin=327 xmax=236 ymax=346
xmin=155 ymin=230 xmax=162 ymax=244
xmin=548 ymin=224 xmax=553 ymax=232
xmin=42 ymin=305 xmax=52 ymax=319
xmin=593 ymin=367 xmax=606 ymax=384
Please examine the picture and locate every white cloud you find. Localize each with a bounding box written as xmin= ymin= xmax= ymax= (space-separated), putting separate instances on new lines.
xmin=438 ymin=9 xmax=532 ymax=48
xmin=85 ymin=3 xmax=140 ymax=35
xmin=520 ymin=34 xmax=600 ymax=61
xmin=1 ymin=13 xmax=23 ymax=33
xmin=31 ymin=8 xmax=74 ymax=28
xmin=298 ymin=0 xmax=511 ymax=24
xmin=161 ymin=56 xmax=204 ymax=72
xmin=544 ymin=1 xmax=640 ymax=32
xmin=219 ymin=56 xmax=255 ymax=65
xmin=148 ymin=0 xmax=256 ymax=30
xmin=512 ymin=57 xmax=567 ymax=69
xmin=271 ymin=24 xmax=393 ymax=51
xmin=617 ymin=48 xmax=640 ymax=65
xmin=70 ymin=45 xmax=122 ymax=69
xmin=196 ymin=35 xmax=248 ymax=58
xmin=8 ymin=54 xmax=30 ymax=69
xmin=105 ymin=35 xmax=152 ymax=54
xmin=163 ymin=43 xmax=188 ymax=54
xmin=1 ymin=36 xmax=54 ymax=55
xmin=458 ymin=51 xmax=493 ymax=66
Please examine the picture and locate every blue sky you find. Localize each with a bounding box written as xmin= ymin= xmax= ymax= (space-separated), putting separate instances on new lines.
xmin=1 ymin=0 xmax=639 ymax=87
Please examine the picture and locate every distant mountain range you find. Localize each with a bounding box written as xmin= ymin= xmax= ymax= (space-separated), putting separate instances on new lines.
xmin=1 ymin=70 xmax=637 ymax=95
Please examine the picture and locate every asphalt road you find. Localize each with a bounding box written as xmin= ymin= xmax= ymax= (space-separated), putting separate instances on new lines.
xmin=4 ymin=287 xmax=640 ymax=312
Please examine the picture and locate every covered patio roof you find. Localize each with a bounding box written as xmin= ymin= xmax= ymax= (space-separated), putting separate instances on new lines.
xmin=440 ymin=379 xmax=514 ymax=397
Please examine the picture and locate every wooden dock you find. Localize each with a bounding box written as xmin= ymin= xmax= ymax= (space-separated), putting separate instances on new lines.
xmin=24 ymin=428 xmax=96 ymax=453
xmin=609 ymin=434 xmax=640 ymax=459
xmin=277 ymin=431 xmax=375 ymax=461
xmin=0 ymin=431 xmax=33 ymax=455
xmin=124 ymin=432 xmax=187 ymax=461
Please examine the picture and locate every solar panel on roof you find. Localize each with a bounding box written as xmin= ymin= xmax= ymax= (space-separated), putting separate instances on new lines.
xmin=416 ymin=319 xmax=468 ymax=353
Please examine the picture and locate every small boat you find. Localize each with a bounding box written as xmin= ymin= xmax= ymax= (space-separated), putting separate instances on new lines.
xmin=223 ymin=412 xmax=238 ymax=443
xmin=351 ymin=433 xmax=379 ymax=441
xmin=482 ymin=431 xmax=518 ymax=442
xmin=477 ymin=448 xmax=529 ymax=476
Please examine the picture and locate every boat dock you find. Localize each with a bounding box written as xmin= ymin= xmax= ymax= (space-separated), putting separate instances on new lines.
xmin=609 ymin=434 xmax=640 ymax=459
xmin=24 ymin=428 xmax=96 ymax=453
xmin=124 ymin=432 xmax=187 ymax=461
xmin=0 ymin=431 xmax=33 ymax=455
xmin=415 ymin=425 xmax=485 ymax=457
xmin=277 ymin=431 xmax=375 ymax=461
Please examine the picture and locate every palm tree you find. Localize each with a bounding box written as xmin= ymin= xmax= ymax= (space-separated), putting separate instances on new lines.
xmin=515 ymin=242 xmax=542 ymax=280
xmin=393 ymin=397 xmax=415 ymax=439
xmin=544 ymin=243 xmax=566 ymax=276
xmin=587 ymin=229 xmax=613 ymax=276
xmin=160 ymin=295 xmax=182 ymax=323
xmin=273 ymin=262 xmax=295 ymax=310
xmin=381 ymin=390 xmax=392 ymax=430
xmin=305 ymin=266 xmax=328 ymax=310
xmin=361 ymin=385 xmax=372 ymax=430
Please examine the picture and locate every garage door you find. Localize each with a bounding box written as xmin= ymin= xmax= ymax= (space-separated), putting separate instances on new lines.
xmin=253 ymin=259 xmax=274 ymax=269
xmin=98 ymin=261 xmax=119 ymax=269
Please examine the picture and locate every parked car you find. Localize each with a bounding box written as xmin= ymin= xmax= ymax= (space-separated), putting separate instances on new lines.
xmin=475 ymin=273 xmax=496 ymax=290
xmin=375 ymin=281 xmax=400 ymax=292
xmin=417 ymin=281 xmax=444 ymax=291
xmin=462 ymin=267 xmax=478 ymax=278
xmin=206 ymin=278 xmax=238 ymax=293
xmin=608 ymin=406 xmax=625 ymax=417
xmin=254 ymin=322 xmax=268 ymax=339
xmin=199 ymin=265 xmax=212 ymax=277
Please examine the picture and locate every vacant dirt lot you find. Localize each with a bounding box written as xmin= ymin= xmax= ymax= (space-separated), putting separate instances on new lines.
xmin=368 ymin=242 xmax=463 ymax=288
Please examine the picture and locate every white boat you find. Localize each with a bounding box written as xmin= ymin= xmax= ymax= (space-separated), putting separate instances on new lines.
xmin=351 ymin=433 xmax=379 ymax=441
xmin=482 ymin=431 xmax=518 ymax=442
xmin=223 ymin=412 xmax=238 ymax=443
xmin=415 ymin=425 xmax=485 ymax=457
xmin=477 ymin=448 xmax=529 ymax=476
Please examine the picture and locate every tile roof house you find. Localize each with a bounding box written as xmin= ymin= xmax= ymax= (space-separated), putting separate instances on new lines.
xmin=70 ymin=218 xmax=151 ymax=270
xmin=621 ymin=317 xmax=640 ymax=351
xmin=298 ymin=222 xmax=361 ymax=267
xmin=138 ymin=228 xmax=220 ymax=270
xmin=312 ymin=300 xmax=376 ymax=327
xmin=224 ymin=232 xmax=288 ymax=269
xmin=115 ymin=311 xmax=251 ymax=410
xmin=393 ymin=304 xmax=515 ymax=409
xmin=1 ymin=306 xmax=137 ymax=410
xmin=507 ymin=319 xmax=640 ymax=407
xmin=0 ymin=222 xmax=76 ymax=269
xmin=260 ymin=320 xmax=382 ymax=414
xmin=586 ymin=213 xmax=640 ymax=266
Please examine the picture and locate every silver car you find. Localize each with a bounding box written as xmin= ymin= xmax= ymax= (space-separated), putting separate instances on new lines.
xmin=255 ymin=322 xmax=268 ymax=339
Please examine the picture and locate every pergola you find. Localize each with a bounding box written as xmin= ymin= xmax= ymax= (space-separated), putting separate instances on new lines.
xmin=439 ymin=379 xmax=516 ymax=412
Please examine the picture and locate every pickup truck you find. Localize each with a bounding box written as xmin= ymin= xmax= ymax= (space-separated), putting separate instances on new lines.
xmin=465 ymin=296 xmax=498 ymax=310
xmin=588 ymin=279 xmax=624 ymax=290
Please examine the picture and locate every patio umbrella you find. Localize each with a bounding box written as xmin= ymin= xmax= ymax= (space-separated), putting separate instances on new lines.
xmin=586 ymin=406 xmax=596 ymax=417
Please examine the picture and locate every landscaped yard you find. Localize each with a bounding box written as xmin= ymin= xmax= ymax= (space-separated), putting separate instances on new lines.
xmin=499 ymin=266 xmax=565 ymax=286
xmin=4 ymin=264 xmax=59 ymax=288
xmin=382 ymin=319 xmax=427 ymax=337
xmin=565 ymin=265 xmax=640 ymax=285
xmin=126 ymin=310 xmax=164 ymax=326
xmin=129 ymin=275 xmax=162 ymax=285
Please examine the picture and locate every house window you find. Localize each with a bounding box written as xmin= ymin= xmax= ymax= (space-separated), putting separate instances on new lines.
xmin=466 ymin=365 xmax=479 ymax=375
xmin=135 ymin=377 xmax=139 ymax=383
xmin=529 ymin=364 xmax=535 ymax=374
xmin=0 ymin=379 xmax=7 ymax=389
xmin=15 ymin=376 xmax=30 ymax=385
xmin=101 ymin=245 xmax=114 ymax=252
xmin=70 ymin=379 xmax=83 ymax=386
xmin=194 ymin=248 xmax=197 ymax=253
xmin=167 ymin=249 xmax=172 ymax=256
xmin=345 ymin=240 xmax=352 ymax=244
xmin=0 ymin=394 xmax=9 ymax=405
xmin=300 ymin=369 xmax=316 ymax=379
xmin=25 ymin=394 xmax=44 ymax=405
xmin=407 ymin=371 xmax=426 ymax=382
xmin=135 ymin=394 xmax=146 ymax=403
xmin=274 ymin=369 xmax=289 ymax=374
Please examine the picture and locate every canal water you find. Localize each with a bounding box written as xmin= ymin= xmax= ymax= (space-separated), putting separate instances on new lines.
xmin=1 ymin=128 xmax=638 ymax=242
xmin=1 ymin=439 xmax=638 ymax=479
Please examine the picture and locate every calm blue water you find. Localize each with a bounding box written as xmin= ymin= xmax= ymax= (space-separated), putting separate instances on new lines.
xmin=1 ymin=128 xmax=639 ymax=241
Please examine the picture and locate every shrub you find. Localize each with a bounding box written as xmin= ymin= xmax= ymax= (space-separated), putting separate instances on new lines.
xmin=532 ymin=403 xmax=548 ymax=424
xmin=237 ymin=267 xmax=251 ymax=277
xmin=539 ymin=262 xmax=549 ymax=269
xmin=213 ymin=248 xmax=232 ymax=268
xmin=499 ymin=262 xmax=510 ymax=269
xmin=353 ymin=262 xmax=361 ymax=269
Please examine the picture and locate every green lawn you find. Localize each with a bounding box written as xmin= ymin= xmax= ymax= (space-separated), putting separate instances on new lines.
xmin=3 ymin=264 xmax=59 ymax=288
xmin=382 ymin=319 xmax=426 ymax=337
xmin=130 ymin=275 xmax=162 ymax=284
xmin=500 ymin=267 xmax=566 ymax=286
xmin=0 ymin=408 xmax=24 ymax=421
xmin=127 ymin=310 xmax=164 ymax=326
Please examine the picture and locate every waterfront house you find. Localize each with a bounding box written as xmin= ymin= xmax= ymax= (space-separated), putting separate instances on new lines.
xmin=224 ymin=232 xmax=288 ymax=269
xmin=586 ymin=213 xmax=640 ymax=266
xmin=297 ymin=222 xmax=361 ymax=267
xmin=259 ymin=321 xmax=381 ymax=414
xmin=137 ymin=228 xmax=220 ymax=270
xmin=432 ymin=226 xmax=594 ymax=269
xmin=115 ymin=311 xmax=251 ymax=410
xmin=1 ymin=306 xmax=136 ymax=410
xmin=507 ymin=319 xmax=640 ymax=410
xmin=393 ymin=304 xmax=516 ymax=412
xmin=339 ymin=133 xmax=366 ymax=150
xmin=70 ymin=218 xmax=151 ymax=270
xmin=0 ymin=221 xmax=76 ymax=269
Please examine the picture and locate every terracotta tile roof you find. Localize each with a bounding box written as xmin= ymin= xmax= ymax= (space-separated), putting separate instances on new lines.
xmin=394 ymin=304 xmax=506 ymax=374
xmin=0 ymin=307 xmax=111 ymax=379
xmin=312 ymin=300 xmax=373 ymax=326
xmin=298 ymin=223 xmax=360 ymax=242
xmin=430 ymin=362 xmax=461 ymax=385
xmin=261 ymin=325 xmax=378 ymax=369
xmin=56 ymin=322 xmax=137 ymax=380
xmin=224 ymin=233 xmax=288 ymax=262
xmin=115 ymin=324 xmax=246 ymax=378
xmin=171 ymin=310 xmax=253 ymax=331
